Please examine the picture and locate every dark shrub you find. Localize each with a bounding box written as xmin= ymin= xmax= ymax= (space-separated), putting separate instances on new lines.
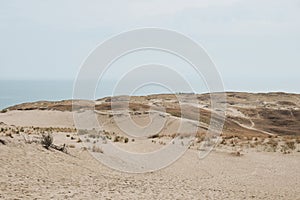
xmin=41 ymin=133 xmax=53 ymax=149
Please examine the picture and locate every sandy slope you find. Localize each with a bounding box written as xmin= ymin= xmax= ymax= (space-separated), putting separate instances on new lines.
xmin=1 ymin=92 xmax=300 ymax=199
xmin=4 ymin=92 xmax=300 ymax=137
xmin=0 ymin=110 xmax=74 ymax=128
xmin=0 ymin=142 xmax=299 ymax=200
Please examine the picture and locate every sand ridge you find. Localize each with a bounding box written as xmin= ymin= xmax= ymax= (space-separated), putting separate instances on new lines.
xmin=0 ymin=92 xmax=300 ymax=199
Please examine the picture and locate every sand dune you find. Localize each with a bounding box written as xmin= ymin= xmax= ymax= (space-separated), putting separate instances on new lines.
xmin=0 ymin=110 xmax=74 ymax=128
xmin=0 ymin=92 xmax=300 ymax=199
xmin=0 ymin=139 xmax=299 ymax=199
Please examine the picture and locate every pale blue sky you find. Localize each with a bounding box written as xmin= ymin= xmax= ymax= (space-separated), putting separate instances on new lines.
xmin=0 ymin=0 xmax=300 ymax=92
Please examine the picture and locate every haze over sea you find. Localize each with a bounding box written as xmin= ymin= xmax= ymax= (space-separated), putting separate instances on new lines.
xmin=0 ymin=77 xmax=298 ymax=110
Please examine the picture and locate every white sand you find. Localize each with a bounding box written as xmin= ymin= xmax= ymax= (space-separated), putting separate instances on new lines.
xmin=0 ymin=109 xmax=299 ymax=199
xmin=0 ymin=142 xmax=299 ymax=199
xmin=0 ymin=110 xmax=74 ymax=128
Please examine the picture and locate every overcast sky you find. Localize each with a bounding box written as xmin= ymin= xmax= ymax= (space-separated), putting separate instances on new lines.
xmin=0 ymin=0 xmax=300 ymax=92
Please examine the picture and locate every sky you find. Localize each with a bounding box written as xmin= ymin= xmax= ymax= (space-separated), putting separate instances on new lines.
xmin=0 ymin=0 xmax=300 ymax=93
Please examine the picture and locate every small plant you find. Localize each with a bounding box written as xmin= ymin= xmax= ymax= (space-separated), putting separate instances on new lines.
xmin=230 ymin=150 xmax=242 ymax=157
xmin=0 ymin=139 xmax=6 ymax=145
xmin=81 ymin=147 xmax=88 ymax=151
xmin=88 ymin=133 xmax=100 ymax=139
xmin=266 ymin=139 xmax=278 ymax=152
xmin=280 ymin=140 xmax=296 ymax=154
xmin=131 ymin=138 xmax=135 ymax=142
xmin=286 ymin=141 xmax=296 ymax=151
xmin=148 ymin=134 xmax=159 ymax=139
xmin=78 ymin=129 xmax=88 ymax=135
xmin=41 ymin=133 xmax=53 ymax=149
xmin=102 ymin=139 xmax=107 ymax=144
xmin=220 ymin=138 xmax=226 ymax=145
xmin=281 ymin=144 xmax=290 ymax=154
xmin=113 ymin=136 xmax=121 ymax=142
xmin=5 ymin=133 xmax=13 ymax=138
xmin=124 ymin=137 xmax=129 ymax=143
xmin=92 ymin=145 xmax=103 ymax=153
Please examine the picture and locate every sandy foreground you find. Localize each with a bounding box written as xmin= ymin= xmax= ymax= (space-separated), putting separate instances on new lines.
xmin=1 ymin=141 xmax=300 ymax=200
xmin=0 ymin=93 xmax=300 ymax=200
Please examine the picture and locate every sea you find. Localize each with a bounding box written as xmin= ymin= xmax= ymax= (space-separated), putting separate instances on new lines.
xmin=0 ymin=80 xmax=198 ymax=110
xmin=0 ymin=80 xmax=73 ymax=110
xmin=0 ymin=78 xmax=298 ymax=110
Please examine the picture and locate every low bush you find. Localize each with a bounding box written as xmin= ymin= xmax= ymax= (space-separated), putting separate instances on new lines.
xmin=41 ymin=133 xmax=53 ymax=149
xmin=92 ymin=145 xmax=103 ymax=153
xmin=286 ymin=141 xmax=296 ymax=150
xmin=124 ymin=137 xmax=129 ymax=143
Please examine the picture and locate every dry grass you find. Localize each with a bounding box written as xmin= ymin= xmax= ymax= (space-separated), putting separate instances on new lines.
xmin=148 ymin=133 xmax=159 ymax=139
xmin=77 ymin=138 xmax=82 ymax=143
xmin=265 ymin=138 xmax=278 ymax=152
xmin=230 ymin=150 xmax=242 ymax=157
xmin=124 ymin=137 xmax=129 ymax=143
xmin=92 ymin=145 xmax=103 ymax=153
xmin=0 ymin=139 xmax=6 ymax=145
xmin=285 ymin=141 xmax=296 ymax=150
xmin=41 ymin=133 xmax=53 ymax=149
